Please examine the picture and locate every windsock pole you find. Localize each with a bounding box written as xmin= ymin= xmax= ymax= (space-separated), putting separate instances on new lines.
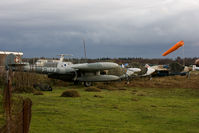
xmin=182 ymin=44 xmax=185 ymax=66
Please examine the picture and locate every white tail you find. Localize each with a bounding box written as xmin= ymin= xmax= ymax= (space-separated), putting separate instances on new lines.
xmin=192 ymin=65 xmax=199 ymax=71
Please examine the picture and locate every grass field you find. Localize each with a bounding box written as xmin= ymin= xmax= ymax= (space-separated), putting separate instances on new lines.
xmin=10 ymin=85 xmax=199 ymax=133
xmin=1 ymin=74 xmax=199 ymax=133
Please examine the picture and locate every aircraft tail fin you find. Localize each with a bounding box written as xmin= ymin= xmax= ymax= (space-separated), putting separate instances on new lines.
xmin=193 ymin=65 xmax=196 ymax=71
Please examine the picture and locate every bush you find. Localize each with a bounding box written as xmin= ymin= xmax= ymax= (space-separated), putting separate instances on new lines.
xmin=85 ymin=87 xmax=101 ymax=92
xmin=12 ymin=72 xmax=49 ymax=93
xmin=169 ymin=62 xmax=184 ymax=73
xmin=13 ymin=86 xmax=34 ymax=93
xmin=97 ymin=85 xmax=117 ymax=91
xmin=107 ymin=67 xmax=124 ymax=76
xmin=61 ymin=90 xmax=80 ymax=97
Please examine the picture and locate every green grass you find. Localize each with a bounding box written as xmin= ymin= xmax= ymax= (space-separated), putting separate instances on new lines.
xmin=9 ymin=86 xmax=199 ymax=133
xmin=1 ymin=86 xmax=199 ymax=132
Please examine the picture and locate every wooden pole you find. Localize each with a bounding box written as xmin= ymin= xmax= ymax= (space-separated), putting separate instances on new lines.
xmin=83 ymin=39 xmax=87 ymax=62
xmin=3 ymin=69 xmax=12 ymax=133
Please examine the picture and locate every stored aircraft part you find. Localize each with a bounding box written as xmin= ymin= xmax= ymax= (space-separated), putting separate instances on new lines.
xmin=145 ymin=67 xmax=156 ymax=76
xmin=126 ymin=70 xmax=135 ymax=77
xmin=162 ymin=40 xmax=184 ymax=56
xmin=33 ymin=83 xmax=52 ymax=91
xmin=153 ymin=70 xmax=169 ymax=77
xmin=126 ymin=68 xmax=141 ymax=76
xmin=193 ymin=65 xmax=199 ymax=71
xmin=127 ymin=68 xmax=141 ymax=72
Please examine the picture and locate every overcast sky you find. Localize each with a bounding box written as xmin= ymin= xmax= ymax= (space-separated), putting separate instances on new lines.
xmin=0 ymin=0 xmax=199 ymax=58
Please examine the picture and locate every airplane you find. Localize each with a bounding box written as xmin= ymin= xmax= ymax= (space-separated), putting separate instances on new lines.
xmin=146 ymin=63 xmax=191 ymax=77
xmin=119 ymin=63 xmax=156 ymax=81
xmin=5 ymin=54 xmax=134 ymax=87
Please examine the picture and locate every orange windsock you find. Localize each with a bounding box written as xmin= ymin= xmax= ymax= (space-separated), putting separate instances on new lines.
xmin=162 ymin=40 xmax=184 ymax=56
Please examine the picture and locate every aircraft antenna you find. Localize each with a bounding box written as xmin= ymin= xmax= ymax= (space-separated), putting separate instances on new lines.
xmin=83 ymin=39 xmax=87 ymax=60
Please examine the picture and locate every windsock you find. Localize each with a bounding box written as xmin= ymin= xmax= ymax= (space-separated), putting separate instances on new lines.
xmin=162 ymin=40 xmax=184 ymax=56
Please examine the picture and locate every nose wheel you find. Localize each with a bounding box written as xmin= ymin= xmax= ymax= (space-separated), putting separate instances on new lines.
xmin=84 ymin=82 xmax=92 ymax=87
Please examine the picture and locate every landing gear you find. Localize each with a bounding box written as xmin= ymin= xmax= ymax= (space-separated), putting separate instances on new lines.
xmin=74 ymin=81 xmax=93 ymax=87
xmin=74 ymin=81 xmax=81 ymax=85
xmin=84 ymin=82 xmax=92 ymax=87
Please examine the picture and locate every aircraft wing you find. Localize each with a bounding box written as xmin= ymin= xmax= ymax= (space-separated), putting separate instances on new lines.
xmin=71 ymin=62 xmax=120 ymax=82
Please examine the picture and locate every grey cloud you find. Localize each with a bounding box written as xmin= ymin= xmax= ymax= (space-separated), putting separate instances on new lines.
xmin=0 ymin=0 xmax=199 ymax=58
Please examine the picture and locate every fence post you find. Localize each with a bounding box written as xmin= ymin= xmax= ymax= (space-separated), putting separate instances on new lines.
xmin=3 ymin=69 xmax=12 ymax=133
xmin=23 ymin=98 xmax=32 ymax=133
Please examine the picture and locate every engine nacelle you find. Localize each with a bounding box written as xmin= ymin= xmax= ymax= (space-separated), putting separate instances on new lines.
xmin=77 ymin=75 xmax=120 ymax=82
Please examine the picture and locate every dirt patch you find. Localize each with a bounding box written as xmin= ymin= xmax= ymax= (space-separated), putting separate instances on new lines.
xmin=131 ymin=98 xmax=139 ymax=101
xmin=94 ymin=95 xmax=103 ymax=98
xmin=61 ymin=90 xmax=80 ymax=97
xmin=151 ymin=105 xmax=157 ymax=107
xmin=33 ymin=91 xmax=44 ymax=95
xmin=136 ymin=92 xmax=146 ymax=96
xmin=97 ymin=85 xmax=118 ymax=91
xmin=118 ymin=88 xmax=127 ymax=90
xmin=85 ymin=87 xmax=101 ymax=92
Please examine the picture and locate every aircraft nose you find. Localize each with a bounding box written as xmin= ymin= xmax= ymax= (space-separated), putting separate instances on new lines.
xmin=100 ymin=62 xmax=119 ymax=69
xmin=111 ymin=63 xmax=119 ymax=68
xmin=105 ymin=62 xmax=119 ymax=68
